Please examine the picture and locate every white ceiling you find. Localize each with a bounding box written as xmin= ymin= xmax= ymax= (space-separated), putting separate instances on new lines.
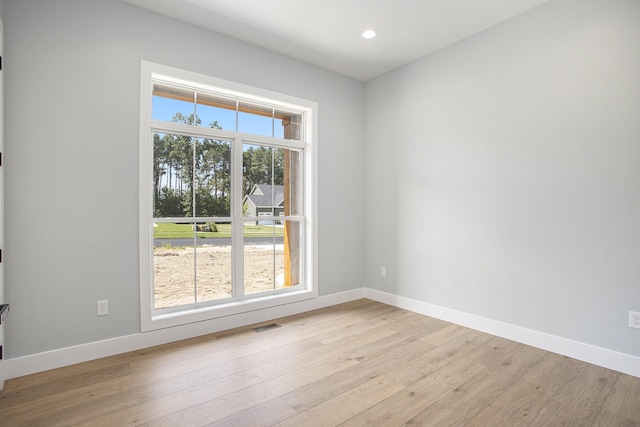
xmin=121 ymin=0 xmax=551 ymax=81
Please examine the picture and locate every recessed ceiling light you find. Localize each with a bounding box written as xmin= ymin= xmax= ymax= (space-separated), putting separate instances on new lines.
xmin=362 ymin=29 xmax=377 ymax=39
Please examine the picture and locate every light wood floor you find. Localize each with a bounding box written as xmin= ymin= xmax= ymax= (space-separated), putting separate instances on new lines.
xmin=1 ymin=299 xmax=639 ymax=426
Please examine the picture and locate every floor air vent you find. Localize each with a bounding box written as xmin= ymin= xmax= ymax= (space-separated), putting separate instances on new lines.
xmin=251 ymin=323 xmax=281 ymax=332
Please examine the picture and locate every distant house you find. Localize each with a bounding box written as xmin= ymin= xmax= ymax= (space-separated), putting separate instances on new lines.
xmin=243 ymin=184 xmax=285 ymax=222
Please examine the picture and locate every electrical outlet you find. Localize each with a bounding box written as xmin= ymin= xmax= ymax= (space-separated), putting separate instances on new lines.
xmin=380 ymin=267 xmax=387 ymax=277
xmin=630 ymin=311 xmax=640 ymax=329
xmin=97 ymin=300 xmax=109 ymax=316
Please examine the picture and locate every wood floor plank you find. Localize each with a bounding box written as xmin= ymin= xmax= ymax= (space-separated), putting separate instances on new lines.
xmin=593 ymin=410 xmax=640 ymax=427
xmin=214 ymin=299 xmax=380 ymax=343
xmin=282 ymin=330 xmax=436 ymax=412
xmin=102 ymin=333 xmax=222 ymax=373
xmin=222 ymin=305 xmax=406 ymax=374
xmin=464 ymin=335 xmax=522 ymax=367
xmin=131 ymin=348 xmax=238 ymax=380
xmin=127 ymin=339 xmax=230 ymax=373
xmin=0 ymin=362 xmax=132 ymax=411
xmin=464 ymin=378 xmax=554 ymax=426
xmin=229 ymin=313 xmax=368 ymax=358
xmin=401 ymin=402 xmax=466 ymax=426
xmin=75 ymin=370 xmax=264 ymax=426
xmin=276 ymin=375 xmax=405 ymax=427
xmin=1 ymin=355 xmax=136 ymax=393
xmin=522 ymin=351 xmax=581 ymax=392
xmin=206 ymin=398 xmax=297 ymax=427
xmin=431 ymin=345 xmax=546 ymax=423
xmin=340 ymin=314 xmax=439 ymax=363
xmin=528 ymin=363 xmax=619 ymax=426
xmin=224 ymin=326 xmax=327 ymax=370
xmin=0 ymin=348 xmax=245 ymax=424
xmin=219 ymin=301 xmax=383 ymax=357
xmin=135 ymin=352 xmax=246 ymax=402
xmin=420 ymin=323 xmax=470 ymax=346
xmin=316 ymin=305 xmax=416 ymax=345
xmin=339 ymin=356 xmax=487 ymax=426
xmin=147 ymin=355 xmax=360 ymax=427
xmin=257 ymin=299 xmax=380 ymax=328
xmin=603 ymin=373 xmax=640 ymax=423
xmin=3 ymin=389 xmax=141 ymax=426
xmin=250 ymin=312 xmax=409 ymax=381
xmin=384 ymin=327 xmax=493 ymax=386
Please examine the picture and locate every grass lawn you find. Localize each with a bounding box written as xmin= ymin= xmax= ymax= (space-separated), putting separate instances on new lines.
xmin=153 ymin=222 xmax=284 ymax=239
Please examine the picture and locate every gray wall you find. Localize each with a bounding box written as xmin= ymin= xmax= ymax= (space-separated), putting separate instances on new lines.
xmin=3 ymin=0 xmax=365 ymax=358
xmin=365 ymin=0 xmax=640 ymax=356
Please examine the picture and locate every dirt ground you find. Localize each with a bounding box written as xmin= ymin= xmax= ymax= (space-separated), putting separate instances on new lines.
xmin=153 ymin=245 xmax=285 ymax=309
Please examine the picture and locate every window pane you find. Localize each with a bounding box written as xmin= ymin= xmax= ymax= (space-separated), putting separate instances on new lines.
xmin=277 ymin=109 xmax=302 ymax=141
xmin=238 ymin=102 xmax=274 ymax=137
xmin=283 ymin=149 xmax=302 ymax=216
xmin=283 ymin=219 xmax=302 ymax=287
xmin=196 ymin=92 xmax=237 ymax=131
xmin=244 ymin=221 xmax=284 ymax=295
xmin=153 ymin=224 xmax=196 ymax=309
xmin=154 ymin=133 xmax=194 ymax=218
xmin=243 ymin=144 xmax=276 ymax=217
xmin=153 ymin=83 xmax=196 ymax=124
xmin=195 ymin=139 xmax=232 ymax=217
xmin=242 ymin=144 xmax=301 ymax=218
xmin=196 ymin=241 xmax=232 ymax=303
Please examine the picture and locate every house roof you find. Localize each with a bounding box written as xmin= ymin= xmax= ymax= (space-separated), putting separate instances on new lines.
xmin=244 ymin=184 xmax=285 ymax=208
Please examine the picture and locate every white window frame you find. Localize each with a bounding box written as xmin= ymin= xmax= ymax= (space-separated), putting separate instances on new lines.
xmin=139 ymin=61 xmax=318 ymax=332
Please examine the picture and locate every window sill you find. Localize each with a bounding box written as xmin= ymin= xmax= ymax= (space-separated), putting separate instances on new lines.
xmin=142 ymin=287 xmax=316 ymax=332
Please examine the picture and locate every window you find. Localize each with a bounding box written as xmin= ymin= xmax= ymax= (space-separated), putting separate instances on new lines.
xmin=139 ymin=62 xmax=317 ymax=331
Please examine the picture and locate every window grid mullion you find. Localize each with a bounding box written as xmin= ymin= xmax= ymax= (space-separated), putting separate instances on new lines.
xmin=192 ymin=90 xmax=199 ymax=303
xmin=232 ymin=137 xmax=244 ymax=298
xmin=192 ymin=135 xmax=198 ymax=303
xmin=150 ymin=120 xmax=304 ymax=150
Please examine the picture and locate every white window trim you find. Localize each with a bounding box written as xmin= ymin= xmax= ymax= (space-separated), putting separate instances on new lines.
xmin=139 ymin=61 xmax=318 ymax=332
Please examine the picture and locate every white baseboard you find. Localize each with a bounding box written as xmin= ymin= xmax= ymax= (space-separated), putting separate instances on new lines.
xmin=364 ymin=288 xmax=640 ymax=379
xmin=5 ymin=287 xmax=639 ymax=381
xmin=4 ymin=289 xmax=366 ymax=380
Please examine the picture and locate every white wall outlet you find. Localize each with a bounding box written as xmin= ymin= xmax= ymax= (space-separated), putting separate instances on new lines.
xmin=630 ymin=311 xmax=640 ymax=329
xmin=380 ymin=267 xmax=387 ymax=277
xmin=97 ymin=300 xmax=109 ymax=316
